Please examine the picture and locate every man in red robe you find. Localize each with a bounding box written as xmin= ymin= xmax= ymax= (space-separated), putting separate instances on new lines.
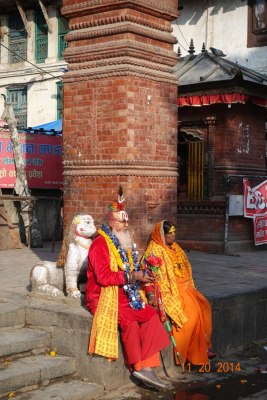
xmin=86 ymin=188 xmax=170 ymax=389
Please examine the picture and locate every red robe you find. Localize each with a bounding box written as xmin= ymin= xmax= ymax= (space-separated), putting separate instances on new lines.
xmin=85 ymin=235 xmax=170 ymax=366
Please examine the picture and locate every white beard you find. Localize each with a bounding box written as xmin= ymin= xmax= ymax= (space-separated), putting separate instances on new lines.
xmin=114 ymin=229 xmax=133 ymax=250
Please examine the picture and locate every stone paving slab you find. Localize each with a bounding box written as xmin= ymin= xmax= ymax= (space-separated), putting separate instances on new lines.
xmin=0 ymin=304 xmax=25 ymax=328
xmin=13 ymin=380 xmax=104 ymax=400
xmin=0 ymin=327 xmax=50 ymax=357
xmin=187 ymin=250 xmax=267 ymax=299
xmin=0 ymin=354 xmax=76 ymax=395
xmin=0 ymin=242 xmax=266 ymax=301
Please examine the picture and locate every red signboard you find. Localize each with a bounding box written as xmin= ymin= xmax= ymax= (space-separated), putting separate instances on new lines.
xmin=254 ymin=214 xmax=267 ymax=245
xmin=243 ymin=178 xmax=267 ymax=218
xmin=0 ymin=131 xmax=63 ymax=189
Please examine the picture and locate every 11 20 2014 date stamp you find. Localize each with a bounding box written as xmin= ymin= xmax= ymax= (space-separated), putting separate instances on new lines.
xmin=184 ymin=362 xmax=241 ymax=373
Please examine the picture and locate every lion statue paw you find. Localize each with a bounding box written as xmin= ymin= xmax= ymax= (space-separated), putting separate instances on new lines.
xmin=30 ymin=214 xmax=97 ymax=299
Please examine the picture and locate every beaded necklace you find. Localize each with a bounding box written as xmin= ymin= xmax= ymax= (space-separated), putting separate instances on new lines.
xmin=99 ymin=225 xmax=144 ymax=310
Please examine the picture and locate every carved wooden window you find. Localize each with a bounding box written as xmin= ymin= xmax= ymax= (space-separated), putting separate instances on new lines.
xmin=7 ymin=86 xmax=27 ymax=129
xmin=35 ymin=9 xmax=48 ymax=63
xmin=248 ymin=0 xmax=267 ymax=47
xmin=8 ymin=12 xmax=27 ymax=64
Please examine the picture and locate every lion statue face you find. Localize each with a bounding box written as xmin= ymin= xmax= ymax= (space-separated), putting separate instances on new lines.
xmin=73 ymin=214 xmax=97 ymax=239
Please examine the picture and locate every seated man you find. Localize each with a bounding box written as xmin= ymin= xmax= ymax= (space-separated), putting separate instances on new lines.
xmin=85 ymin=188 xmax=170 ymax=389
xmin=143 ymin=220 xmax=214 ymax=367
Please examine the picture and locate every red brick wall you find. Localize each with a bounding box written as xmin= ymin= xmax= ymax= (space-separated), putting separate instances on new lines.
xmin=179 ymin=103 xmax=266 ymax=195
xmin=61 ymin=0 xmax=179 ymax=251
xmin=176 ymin=102 xmax=266 ymax=253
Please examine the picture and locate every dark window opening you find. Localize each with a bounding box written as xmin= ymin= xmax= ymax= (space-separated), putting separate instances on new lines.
xmin=178 ymin=131 xmax=205 ymax=200
xmin=248 ymin=0 xmax=267 ymax=47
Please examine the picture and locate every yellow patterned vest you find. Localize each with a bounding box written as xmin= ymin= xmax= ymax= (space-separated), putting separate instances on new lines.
xmin=88 ymin=238 xmax=120 ymax=359
xmin=145 ymin=241 xmax=189 ymax=328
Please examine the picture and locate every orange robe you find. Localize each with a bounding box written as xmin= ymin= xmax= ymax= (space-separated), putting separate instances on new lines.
xmin=145 ymin=221 xmax=212 ymax=366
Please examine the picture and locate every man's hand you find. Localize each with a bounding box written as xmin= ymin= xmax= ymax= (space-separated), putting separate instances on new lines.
xmin=134 ymin=270 xmax=154 ymax=283
xmin=147 ymin=292 xmax=157 ymax=307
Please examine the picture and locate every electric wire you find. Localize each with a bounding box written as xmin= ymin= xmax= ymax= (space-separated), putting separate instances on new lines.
xmin=177 ymin=25 xmax=189 ymax=49
xmin=0 ymin=42 xmax=63 ymax=81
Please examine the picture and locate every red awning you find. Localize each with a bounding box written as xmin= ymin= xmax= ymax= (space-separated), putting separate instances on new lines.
xmin=178 ymin=93 xmax=267 ymax=108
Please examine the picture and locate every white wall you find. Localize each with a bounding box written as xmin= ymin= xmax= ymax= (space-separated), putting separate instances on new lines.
xmin=0 ymin=5 xmax=67 ymax=128
xmin=172 ymin=0 xmax=267 ymax=74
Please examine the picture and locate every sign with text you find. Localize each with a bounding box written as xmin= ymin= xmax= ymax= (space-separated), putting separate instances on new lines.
xmin=254 ymin=214 xmax=267 ymax=245
xmin=243 ymin=178 xmax=267 ymax=218
xmin=0 ymin=131 xmax=63 ymax=189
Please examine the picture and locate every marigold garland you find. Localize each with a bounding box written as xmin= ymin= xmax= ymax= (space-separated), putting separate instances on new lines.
xmin=165 ymin=244 xmax=185 ymax=278
xmin=98 ymin=225 xmax=144 ymax=310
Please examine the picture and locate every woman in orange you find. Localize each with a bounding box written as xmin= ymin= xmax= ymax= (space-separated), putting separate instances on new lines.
xmin=144 ymin=220 xmax=213 ymax=367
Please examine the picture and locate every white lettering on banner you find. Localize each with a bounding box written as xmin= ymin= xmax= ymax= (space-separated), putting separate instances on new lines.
xmin=244 ymin=178 xmax=267 ymax=217
xmin=247 ymin=188 xmax=266 ymax=210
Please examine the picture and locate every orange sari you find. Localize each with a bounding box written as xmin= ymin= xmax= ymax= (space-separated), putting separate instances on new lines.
xmin=145 ymin=221 xmax=212 ymax=365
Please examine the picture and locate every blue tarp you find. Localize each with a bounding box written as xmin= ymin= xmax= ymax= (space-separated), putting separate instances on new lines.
xmin=31 ymin=119 xmax=62 ymax=132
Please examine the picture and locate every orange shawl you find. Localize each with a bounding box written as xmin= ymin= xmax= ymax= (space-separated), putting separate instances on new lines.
xmin=145 ymin=221 xmax=193 ymax=328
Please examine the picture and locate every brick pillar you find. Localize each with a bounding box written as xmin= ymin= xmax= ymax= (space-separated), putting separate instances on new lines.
xmin=61 ymin=0 xmax=179 ymax=250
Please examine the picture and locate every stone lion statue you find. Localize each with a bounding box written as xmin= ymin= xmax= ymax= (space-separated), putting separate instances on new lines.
xmin=30 ymin=213 xmax=97 ymax=298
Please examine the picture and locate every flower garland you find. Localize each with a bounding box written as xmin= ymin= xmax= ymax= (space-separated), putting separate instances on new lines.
xmin=99 ymin=224 xmax=145 ymax=310
xmin=165 ymin=244 xmax=185 ymax=278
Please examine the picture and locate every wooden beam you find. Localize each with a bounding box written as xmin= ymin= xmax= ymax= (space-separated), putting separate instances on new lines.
xmin=16 ymin=1 xmax=31 ymax=36
xmin=38 ymin=0 xmax=53 ymax=34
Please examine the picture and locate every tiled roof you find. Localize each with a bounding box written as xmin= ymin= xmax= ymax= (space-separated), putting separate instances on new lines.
xmin=174 ymin=51 xmax=267 ymax=97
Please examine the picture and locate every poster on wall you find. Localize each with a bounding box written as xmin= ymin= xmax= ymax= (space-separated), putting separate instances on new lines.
xmin=0 ymin=131 xmax=63 ymax=189
xmin=254 ymin=214 xmax=267 ymax=246
xmin=243 ymin=178 xmax=267 ymax=245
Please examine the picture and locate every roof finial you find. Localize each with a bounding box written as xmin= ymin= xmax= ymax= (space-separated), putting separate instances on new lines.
xmin=177 ymin=46 xmax=181 ymax=58
xmin=188 ymin=39 xmax=195 ymax=55
xmin=201 ymin=42 xmax=206 ymax=53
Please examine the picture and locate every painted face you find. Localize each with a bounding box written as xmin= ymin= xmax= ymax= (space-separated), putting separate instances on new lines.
xmin=74 ymin=215 xmax=97 ymax=238
xmin=164 ymin=226 xmax=176 ymax=245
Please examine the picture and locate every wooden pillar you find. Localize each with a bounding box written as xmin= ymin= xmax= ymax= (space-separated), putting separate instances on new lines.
xmin=61 ymin=0 xmax=179 ymax=250
xmin=206 ymin=116 xmax=216 ymax=198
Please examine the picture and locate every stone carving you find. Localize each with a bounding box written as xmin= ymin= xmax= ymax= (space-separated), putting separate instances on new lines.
xmin=30 ymin=214 xmax=97 ymax=298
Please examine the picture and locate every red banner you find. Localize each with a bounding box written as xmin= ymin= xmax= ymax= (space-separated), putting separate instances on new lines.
xmin=0 ymin=131 xmax=63 ymax=189
xmin=254 ymin=214 xmax=267 ymax=245
xmin=243 ymin=178 xmax=267 ymax=218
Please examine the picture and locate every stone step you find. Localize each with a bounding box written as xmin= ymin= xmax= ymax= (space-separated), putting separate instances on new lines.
xmin=0 ymin=354 xmax=76 ymax=396
xmin=0 ymin=328 xmax=50 ymax=357
xmin=0 ymin=304 xmax=25 ymax=328
xmin=13 ymin=380 xmax=104 ymax=400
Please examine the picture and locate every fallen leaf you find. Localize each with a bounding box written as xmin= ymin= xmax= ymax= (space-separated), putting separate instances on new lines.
xmin=240 ymin=379 xmax=248 ymax=384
